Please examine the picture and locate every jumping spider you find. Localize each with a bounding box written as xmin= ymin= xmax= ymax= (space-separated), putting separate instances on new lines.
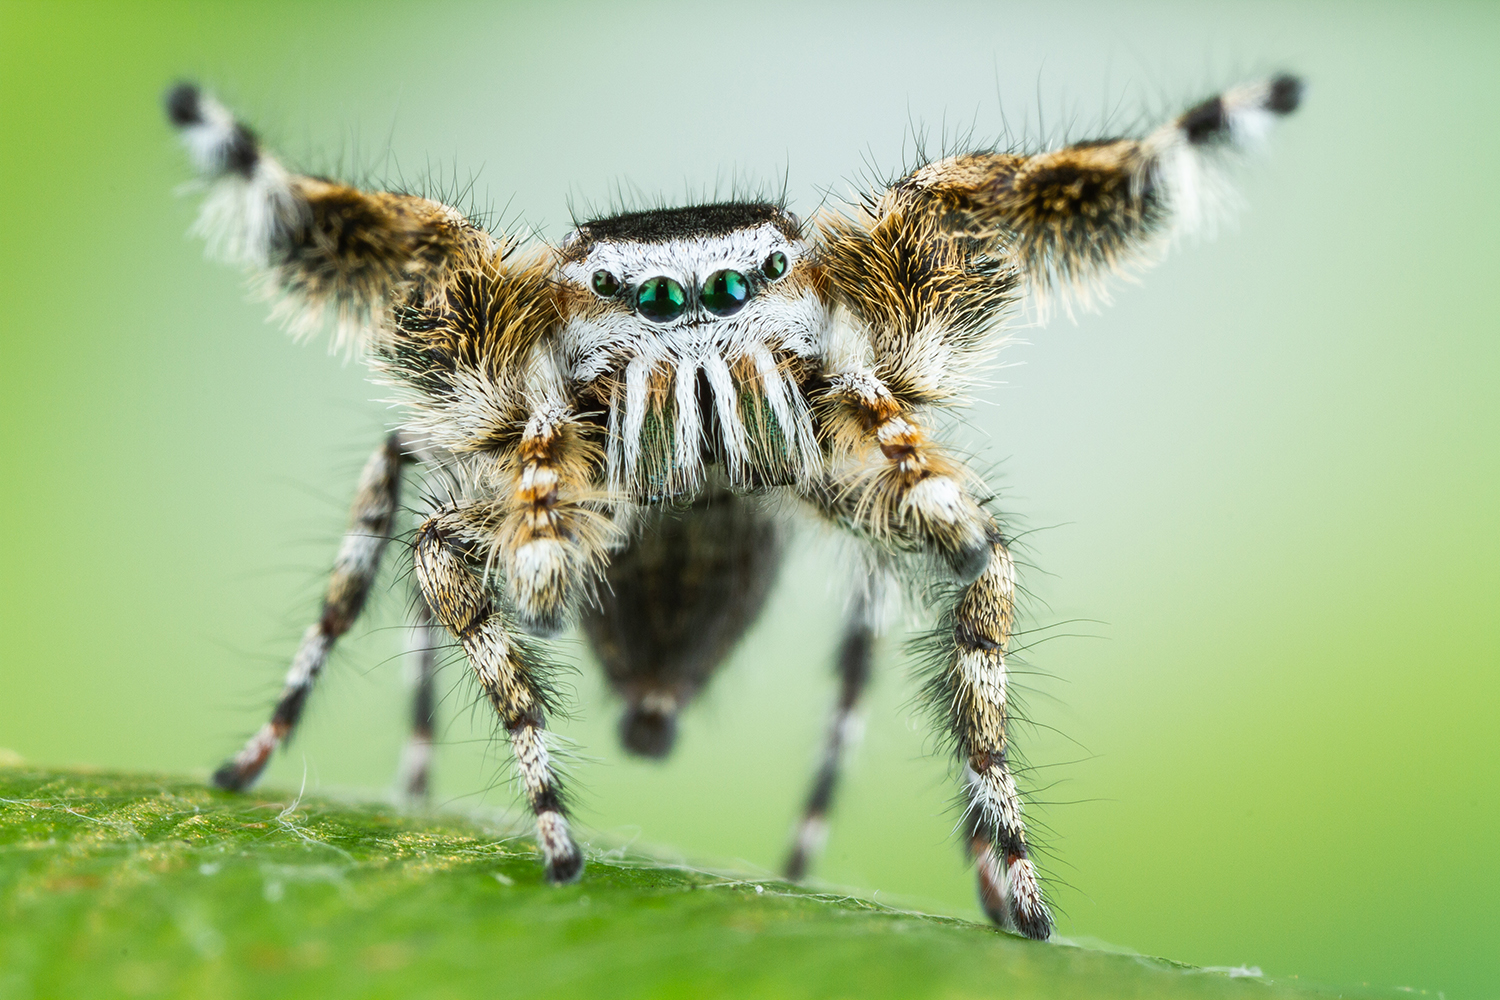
xmin=166 ymin=74 xmax=1301 ymax=940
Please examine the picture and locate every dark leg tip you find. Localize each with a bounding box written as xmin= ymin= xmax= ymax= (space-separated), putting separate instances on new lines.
xmin=979 ymin=895 xmax=1053 ymax=941
xmin=1267 ymin=74 xmax=1304 ymax=115
xmin=211 ymin=761 xmax=253 ymax=793
xmin=783 ymin=851 xmax=808 ymax=883
xmin=1013 ymin=905 xmax=1054 ymax=941
xmin=619 ymin=706 xmax=678 ymax=759
xmin=546 ymin=849 xmax=585 ymax=885
xmin=164 ymin=82 xmax=202 ymax=127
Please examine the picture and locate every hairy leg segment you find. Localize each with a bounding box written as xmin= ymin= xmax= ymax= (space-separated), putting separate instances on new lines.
xmin=413 ymin=504 xmax=582 ymax=883
xmin=806 ymin=380 xmax=1050 ymax=937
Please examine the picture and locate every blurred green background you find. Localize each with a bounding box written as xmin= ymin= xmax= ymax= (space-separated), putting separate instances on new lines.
xmin=1 ymin=1 xmax=1495 ymax=997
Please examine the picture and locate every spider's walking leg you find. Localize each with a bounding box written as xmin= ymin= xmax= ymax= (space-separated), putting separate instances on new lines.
xmin=414 ymin=505 xmax=583 ymax=882
xmin=396 ymin=593 xmax=440 ymax=802
xmin=940 ymin=528 xmax=1050 ymax=940
xmin=807 ymin=376 xmax=1050 ymax=938
xmin=783 ymin=577 xmax=885 ymax=881
xmin=500 ymin=396 xmax=613 ymax=636
xmin=214 ymin=433 xmax=407 ymax=791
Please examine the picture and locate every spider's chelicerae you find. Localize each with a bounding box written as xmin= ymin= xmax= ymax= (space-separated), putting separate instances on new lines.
xmin=166 ymin=73 xmax=1301 ymax=940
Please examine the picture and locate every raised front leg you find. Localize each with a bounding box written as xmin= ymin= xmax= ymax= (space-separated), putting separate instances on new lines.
xmin=413 ymin=504 xmax=582 ymax=883
xmin=815 ymin=76 xmax=1303 ymax=413
xmin=874 ymin=75 xmax=1303 ymax=310
xmin=165 ymin=83 xmax=483 ymax=350
xmin=214 ymin=433 xmax=408 ymax=791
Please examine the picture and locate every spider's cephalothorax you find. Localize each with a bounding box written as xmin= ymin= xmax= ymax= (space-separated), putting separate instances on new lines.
xmin=167 ymin=74 xmax=1302 ymax=940
xmin=555 ymin=203 xmax=826 ymax=499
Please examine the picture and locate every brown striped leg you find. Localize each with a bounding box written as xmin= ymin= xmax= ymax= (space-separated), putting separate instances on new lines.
xmin=396 ymin=593 xmax=440 ymax=802
xmin=875 ymin=76 xmax=1303 ymax=307
xmin=942 ymin=530 xmax=1051 ymax=939
xmin=818 ymin=368 xmax=991 ymax=582
xmin=165 ymin=83 xmax=473 ymax=350
xmin=213 ymin=433 xmax=406 ymax=791
xmin=414 ymin=505 xmax=582 ymax=883
xmin=783 ymin=580 xmax=883 ymax=881
xmin=501 ymin=400 xmax=612 ymax=637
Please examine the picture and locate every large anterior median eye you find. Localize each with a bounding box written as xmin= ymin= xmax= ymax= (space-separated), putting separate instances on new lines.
xmin=636 ymin=276 xmax=686 ymax=322
xmin=700 ymin=269 xmax=750 ymax=316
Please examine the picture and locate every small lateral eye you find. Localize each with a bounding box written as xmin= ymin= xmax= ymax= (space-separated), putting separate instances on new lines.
xmin=591 ymin=270 xmax=621 ymax=297
xmin=636 ymin=276 xmax=686 ymax=322
xmin=701 ymin=269 xmax=750 ymax=316
xmin=761 ymin=251 xmax=788 ymax=280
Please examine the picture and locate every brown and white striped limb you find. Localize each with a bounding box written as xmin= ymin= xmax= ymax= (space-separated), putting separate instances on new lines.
xmin=499 ymin=395 xmax=613 ymax=637
xmin=213 ymin=433 xmax=407 ymax=791
xmin=881 ymin=75 xmax=1304 ymax=312
xmin=166 ymin=82 xmax=474 ymax=351
xmin=802 ymin=447 xmax=1049 ymax=937
xmin=817 ymin=368 xmax=991 ymax=582
xmin=943 ymin=529 xmax=1050 ymax=939
xmin=414 ymin=504 xmax=582 ymax=883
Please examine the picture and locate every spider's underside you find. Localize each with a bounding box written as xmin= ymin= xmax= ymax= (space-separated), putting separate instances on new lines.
xmin=167 ymin=74 xmax=1301 ymax=940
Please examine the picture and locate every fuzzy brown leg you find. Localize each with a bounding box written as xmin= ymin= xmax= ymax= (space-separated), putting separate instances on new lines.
xmin=500 ymin=400 xmax=614 ymax=637
xmin=875 ymin=75 xmax=1303 ymax=304
xmin=396 ymin=593 xmax=440 ymax=802
xmin=214 ymin=433 xmax=407 ymax=791
xmin=414 ymin=506 xmax=582 ymax=883
xmin=166 ymin=82 xmax=478 ymax=350
xmin=941 ymin=531 xmax=1051 ymax=939
xmin=782 ymin=579 xmax=883 ymax=881
xmin=816 ymin=368 xmax=991 ymax=580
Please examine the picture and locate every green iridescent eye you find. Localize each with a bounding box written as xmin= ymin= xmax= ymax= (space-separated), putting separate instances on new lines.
xmin=590 ymin=270 xmax=620 ymax=297
xmin=701 ymin=269 xmax=750 ymax=316
xmin=636 ymin=276 xmax=686 ymax=322
xmin=761 ymin=251 xmax=788 ymax=280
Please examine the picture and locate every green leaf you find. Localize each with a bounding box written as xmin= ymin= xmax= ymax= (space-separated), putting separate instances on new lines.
xmin=0 ymin=766 xmax=1389 ymax=999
